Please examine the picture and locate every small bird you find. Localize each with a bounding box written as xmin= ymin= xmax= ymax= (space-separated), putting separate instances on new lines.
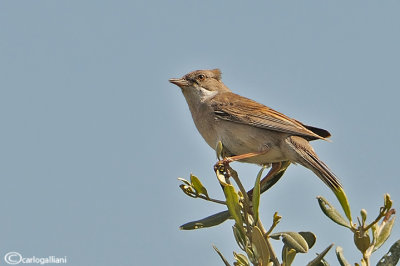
xmin=169 ymin=69 xmax=342 ymax=193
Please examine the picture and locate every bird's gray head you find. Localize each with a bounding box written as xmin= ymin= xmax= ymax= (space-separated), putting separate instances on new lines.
xmin=169 ymin=69 xmax=231 ymax=94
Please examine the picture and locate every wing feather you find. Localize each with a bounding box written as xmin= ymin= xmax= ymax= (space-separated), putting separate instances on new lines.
xmin=210 ymin=92 xmax=329 ymax=140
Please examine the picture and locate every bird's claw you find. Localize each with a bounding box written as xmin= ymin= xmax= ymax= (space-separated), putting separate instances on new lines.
xmin=214 ymin=157 xmax=233 ymax=173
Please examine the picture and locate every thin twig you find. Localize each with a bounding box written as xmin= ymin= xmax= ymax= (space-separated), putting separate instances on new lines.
xmin=364 ymin=209 xmax=387 ymax=232
xmin=228 ymin=166 xmax=250 ymax=205
xmin=257 ymin=218 xmax=280 ymax=266
xmin=227 ymin=166 xmax=252 ymax=233
xmin=197 ymin=195 xmax=227 ymax=205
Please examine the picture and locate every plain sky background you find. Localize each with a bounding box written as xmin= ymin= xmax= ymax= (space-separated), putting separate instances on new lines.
xmin=1 ymin=1 xmax=399 ymax=265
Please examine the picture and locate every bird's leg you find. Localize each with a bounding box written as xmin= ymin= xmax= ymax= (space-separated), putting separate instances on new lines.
xmin=214 ymin=150 xmax=269 ymax=176
xmin=214 ymin=145 xmax=271 ymax=184
xmin=221 ymin=144 xmax=271 ymax=166
xmin=223 ymin=151 xmax=266 ymax=164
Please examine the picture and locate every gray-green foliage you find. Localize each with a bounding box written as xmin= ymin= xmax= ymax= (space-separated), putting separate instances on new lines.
xmin=178 ymin=142 xmax=398 ymax=265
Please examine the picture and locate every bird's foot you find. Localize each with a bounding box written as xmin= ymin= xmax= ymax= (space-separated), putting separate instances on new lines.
xmin=213 ymin=158 xmax=231 ymax=174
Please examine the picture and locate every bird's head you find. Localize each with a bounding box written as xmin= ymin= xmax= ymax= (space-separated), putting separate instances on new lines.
xmin=169 ymin=69 xmax=230 ymax=95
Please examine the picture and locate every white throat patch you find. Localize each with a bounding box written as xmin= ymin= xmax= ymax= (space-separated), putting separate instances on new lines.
xmin=198 ymin=87 xmax=218 ymax=102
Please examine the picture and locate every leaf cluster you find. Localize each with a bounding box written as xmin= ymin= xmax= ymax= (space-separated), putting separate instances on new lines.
xmin=177 ymin=142 xmax=398 ymax=265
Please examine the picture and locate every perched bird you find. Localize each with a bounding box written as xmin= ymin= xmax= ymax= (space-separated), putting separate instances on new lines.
xmin=169 ymin=69 xmax=342 ymax=193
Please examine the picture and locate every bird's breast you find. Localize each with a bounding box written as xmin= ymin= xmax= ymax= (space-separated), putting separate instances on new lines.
xmin=188 ymin=102 xmax=219 ymax=149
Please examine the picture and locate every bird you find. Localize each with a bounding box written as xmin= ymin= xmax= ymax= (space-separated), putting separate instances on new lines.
xmin=169 ymin=68 xmax=342 ymax=193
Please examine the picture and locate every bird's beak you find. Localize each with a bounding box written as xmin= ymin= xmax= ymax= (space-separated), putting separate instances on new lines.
xmin=169 ymin=78 xmax=189 ymax=88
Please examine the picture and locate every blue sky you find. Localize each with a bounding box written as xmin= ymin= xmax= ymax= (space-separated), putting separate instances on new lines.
xmin=1 ymin=1 xmax=399 ymax=265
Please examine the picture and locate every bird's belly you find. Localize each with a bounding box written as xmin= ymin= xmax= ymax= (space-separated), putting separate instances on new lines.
xmin=216 ymin=121 xmax=288 ymax=164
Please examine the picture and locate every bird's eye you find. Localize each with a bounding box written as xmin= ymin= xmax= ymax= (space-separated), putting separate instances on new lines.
xmin=197 ymin=74 xmax=206 ymax=81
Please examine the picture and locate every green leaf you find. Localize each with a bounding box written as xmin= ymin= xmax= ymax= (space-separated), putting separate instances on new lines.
xmin=377 ymin=239 xmax=400 ymax=266
xmin=334 ymin=188 xmax=352 ymax=223
xmin=216 ymin=168 xmax=229 ymax=186
xmin=179 ymin=184 xmax=196 ymax=198
xmin=384 ymin=193 xmax=392 ymax=211
xmin=233 ymin=252 xmax=250 ymax=266
xmin=179 ymin=211 xmax=231 ymax=230
xmin=216 ymin=141 xmax=224 ymax=160
xmin=251 ymin=226 xmax=270 ymax=265
xmin=224 ymin=184 xmax=244 ymax=229
xmin=317 ymin=196 xmax=351 ymax=228
xmin=307 ymin=243 xmax=333 ymax=266
xmin=252 ymin=166 xmax=265 ymax=224
xmin=177 ymin=177 xmax=191 ymax=186
xmin=354 ymin=230 xmax=371 ymax=253
xmin=374 ymin=216 xmax=396 ymax=252
xmin=371 ymin=223 xmax=378 ymax=245
xmin=245 ymin=247 xmax=257 ymax=265
xmin=233 ymin=225 xmax=247 ymax=251
xmin=190 ymin=174 xmax=209 ymax=198
xmin=335 ymin=246 xmax=351 ymax=266
xmin=299 ymin=232 xmax=317 ymax=249
xmin=360 ymin=209 xmax=367 ymax=226
xmin=272 ymin=212 xmax=282 ymax=227
xmin=282 ymin=246 xmax=296 ymax=266
xmin=213 ymin=245 xmax=231 ymax=266
xmin=270 ymin=232 xmax=309 ymax=253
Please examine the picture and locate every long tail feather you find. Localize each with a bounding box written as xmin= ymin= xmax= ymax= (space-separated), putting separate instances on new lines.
xmin=286 ymin=136 xmax=342 ymax=192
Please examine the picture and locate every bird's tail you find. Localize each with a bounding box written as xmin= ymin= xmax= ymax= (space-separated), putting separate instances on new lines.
xmin=286 ymin=136 xmax=342 ymax=193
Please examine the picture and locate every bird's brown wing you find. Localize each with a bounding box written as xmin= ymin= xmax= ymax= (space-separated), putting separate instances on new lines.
xmin=210 ymin=92 xmax=329 ymax=141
